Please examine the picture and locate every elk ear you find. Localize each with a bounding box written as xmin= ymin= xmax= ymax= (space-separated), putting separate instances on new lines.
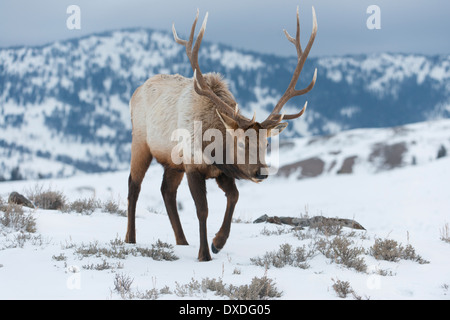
xmin=216 ymin=110 xmax=238 ymax=130
xmin=268 ymin=122 xmax=288 ymax=137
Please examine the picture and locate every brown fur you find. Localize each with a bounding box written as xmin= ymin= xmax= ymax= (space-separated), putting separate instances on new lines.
xmin=125 ymin=73 xmax=266 ymax=261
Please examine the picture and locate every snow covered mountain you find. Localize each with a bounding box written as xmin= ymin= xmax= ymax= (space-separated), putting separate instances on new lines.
xmin=1 ymin=28 xmax=449 ymax=180
xmin=274 ymin=119 xmax=450 ymax=180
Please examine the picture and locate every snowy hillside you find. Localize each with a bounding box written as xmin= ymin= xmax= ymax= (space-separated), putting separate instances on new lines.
xmin=1 ymin=27 xmax=450 ymax=180
xmin=0 ymin=148 xmax=449 ymax=300
xmin=274 ymin=119 xmax=450 ymax=179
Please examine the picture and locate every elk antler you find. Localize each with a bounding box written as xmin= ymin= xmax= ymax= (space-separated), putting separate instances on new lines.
xmin=261 ymin=6 xmax=317 ymax=128
xmin=173 ymin=10 xmax=245 ymax=122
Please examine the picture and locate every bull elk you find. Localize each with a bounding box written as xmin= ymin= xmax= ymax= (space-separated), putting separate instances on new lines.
xmin=125 ymin=6 xmax=318 ymax=261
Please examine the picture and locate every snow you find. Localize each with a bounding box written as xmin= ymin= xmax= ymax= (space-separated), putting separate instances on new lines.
xmin=340 ymin=106 xmax=360 ymax=118
xmin=220 ymin=51 xmax=264 ymax=70
xmin=318 ymin=53 xmax=450 ymax=99
xmin=96 ymin=125 xmax=117 ymax=139
xmin=325 ymin=69 xmax=343 ymax=83
xmin=1 ymin=28 xmax=450 ymax=299
xmin=276 ymin=119 xmax=450 ymax=175
xmin=1 ymin=151 xmax=449 ymax=300
xmin=206 ymin=44 xmax=264 ymax=71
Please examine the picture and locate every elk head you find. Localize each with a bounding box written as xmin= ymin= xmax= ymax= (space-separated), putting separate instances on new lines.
xmin=172 ymin=7 xmax=317 ymax=182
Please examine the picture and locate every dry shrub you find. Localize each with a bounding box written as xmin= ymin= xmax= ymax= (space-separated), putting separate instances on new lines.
xmin=440 ymin=223 xmax=450 ymax=244
xmin=102 ymin=198 xmax=126 ymax=216
xmin=332 ymin=279 xmax=353 ymax=298
xmin=251 ymin=243 xmax=314 ymax=269
xmin=83 ymin=259 xmax=123 ymax=271
xmin=26 ymin=185 xmax=66 ymax=210
xmin=114 ymin=273 xmax=134 ymax=295
xmin=62 ymin=197 xmax=101 ymax=215
xmin=317 ymin=236 xmax=367 ymax=272
xmin=369 ymin=238 xmax=429 ymax=264
xmin=0 ymin=197 xmax=6 ymax=211
xmin=62 ymin=196 xmax=125 ymax=216
xmin=331 ymin=278 xmax=363 ymax=299
xmin=310 ymin=218 xmax=343 ymax=236
xmin=175 ymin=276 xmax=282 ymax=300
xmin=0 ymin=203 xmax=36 ymax=233
xmin=233 ymin=276 xmax=282 ymax=300
xmin=74 ymin=237 xmax=178 ymax=261
xmin=116 ymin=275 xmax=282 ymax=300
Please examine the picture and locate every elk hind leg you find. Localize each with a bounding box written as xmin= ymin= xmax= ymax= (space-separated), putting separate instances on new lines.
xmin=125 ymin=141 xmax=152 ymax=244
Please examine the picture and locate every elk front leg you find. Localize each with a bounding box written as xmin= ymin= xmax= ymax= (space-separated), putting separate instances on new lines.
xmin=212 ymin=174 xmax=239 ymax=254
xmin=161 ymin=167 xmax=188 ymax=245
xmin=186 ymin=171 xmax=211 ymax=261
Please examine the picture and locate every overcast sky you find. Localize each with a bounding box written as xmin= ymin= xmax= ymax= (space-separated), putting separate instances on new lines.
xmin=0 ymin=0 xmax=448 ymax=57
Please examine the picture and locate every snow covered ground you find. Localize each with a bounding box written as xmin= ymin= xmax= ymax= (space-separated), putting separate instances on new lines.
xmin=0 ymin=152 xmax=449 ymax=300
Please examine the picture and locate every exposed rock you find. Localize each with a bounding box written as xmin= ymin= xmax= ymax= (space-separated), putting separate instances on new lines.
xmin=277 ymin=157 xmax=325 ymax=179
xmin=369 ymin=142 xmax=407 ymax=170
xmin=437 ymin=145 xmax=447 ymax=159
xmin=254 ymin=214 xmax=365 ymax=230
xmin=337 ymin=156 xmax=358 ymax=174
xmin=8 ymin=192 xmax=35 ymax=209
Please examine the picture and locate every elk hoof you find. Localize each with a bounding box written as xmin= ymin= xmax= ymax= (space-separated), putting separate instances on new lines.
xmin=198 ymin=253 xmax=212 ymax=262
xmin=211 ymin=242 xmax=220 ymax=254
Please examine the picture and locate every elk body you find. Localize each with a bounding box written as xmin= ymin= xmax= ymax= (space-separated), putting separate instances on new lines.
xmin=125 ymin=7 xmax=318 ymax=261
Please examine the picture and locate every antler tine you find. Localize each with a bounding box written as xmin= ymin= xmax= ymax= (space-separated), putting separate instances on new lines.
xmin=262 ymin=6 xmax=317 ymax=126
xmin=282 ymin=101 xmax=307 ymax=120
xmin=188 ymin=9 xmax=200 ymax=49
xmin=283 ymin=6 xmax=302 ymax=57
xmin=190 ymin=12 xmax=209 ymax=88
xmin=172 ymin=9 xmax=199 ymax=69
